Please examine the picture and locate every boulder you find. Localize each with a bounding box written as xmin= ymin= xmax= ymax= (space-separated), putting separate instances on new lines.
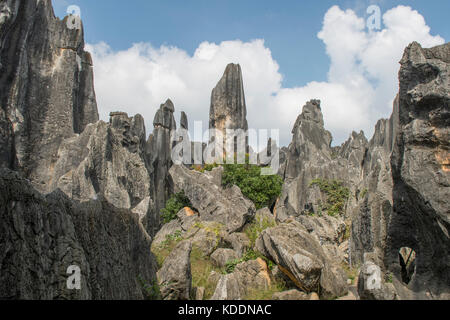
xmin=357 ymin=260 xmax=396 ymax=300
xmin=211 ymin=258 xmax=271 ymax=300
xmin=256 ymin=220 xmax=348 ymax=298
xmin=157 ymin=240 xmax=192 ymax=300
xmin=211 ymin=249 xmax=239 ymax=268
xmin=145 ymin=99 xmax=177 ymax=235
xmin=223 ymin=233 xmax=251 ymax=258
xmin=272 ymin=290 xmax=309 ymax=300
xmin=169 ymin=164 xmax=255 ymax=233
xmin=0 ymin=0 xmax=98 ymax=184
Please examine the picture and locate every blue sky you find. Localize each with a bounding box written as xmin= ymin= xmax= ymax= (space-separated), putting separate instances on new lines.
xmin=53 ymin=0 xmax=449 ymax=88
xmin=52 ymin=0 xmax=448 ymax=146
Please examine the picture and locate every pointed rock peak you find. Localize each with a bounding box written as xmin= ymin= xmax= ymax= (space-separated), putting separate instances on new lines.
xmin=209 ymin=63 xmax=248 ymax=132
xmin=299 ymin=99 xmax=324 ymax=126
xmin=161 ymin=99 xmax=175 ymax=112
xmin=153 ymin=99 xmax=176 ymax=130
xmin=400 ymin=41 xmax=426 ymax=65
xmin=223 ymin=63 xmax=242 ymax=77
xmin=180 ymin=111 xmax=188 ymax=130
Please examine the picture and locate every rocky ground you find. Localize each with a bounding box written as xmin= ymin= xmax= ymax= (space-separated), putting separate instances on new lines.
xmin=0 ymin=0 xmax=448 ymax=300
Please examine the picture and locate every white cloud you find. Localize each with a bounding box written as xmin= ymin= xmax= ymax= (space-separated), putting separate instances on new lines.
xmin=86 ymin=5 xmax=444 ymax=146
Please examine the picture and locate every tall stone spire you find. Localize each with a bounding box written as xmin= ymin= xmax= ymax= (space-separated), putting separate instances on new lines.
xmin=209 ymin=63 xmax=248 ymax=133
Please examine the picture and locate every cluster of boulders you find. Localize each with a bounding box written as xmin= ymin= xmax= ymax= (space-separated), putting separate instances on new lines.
xmin=153 ymin=165 xmax=354 ymax=300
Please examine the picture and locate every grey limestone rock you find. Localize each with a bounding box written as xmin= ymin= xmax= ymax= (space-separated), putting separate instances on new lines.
xmin=0 ymin=0 xmax=98 ymax=188
xmin=157 ymin=240 xmax=192 ymax=300
xmin=209 ymin=63 xmax=248 ymax=134
xmin=0 ymin=168 xmax=158 ymax=300
xmin=256 ymin=220 xmax=348 ymax=299
xmin=169 ymin=164 xmax=255 ymax=233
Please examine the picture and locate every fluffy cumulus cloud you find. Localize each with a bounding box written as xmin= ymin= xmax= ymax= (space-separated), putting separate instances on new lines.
xmin=86 ymin=5 xmax=444 ymax=146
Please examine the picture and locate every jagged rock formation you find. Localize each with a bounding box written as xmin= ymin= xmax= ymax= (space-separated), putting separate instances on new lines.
xmin=145 ymin=99 xmax=177 ymax=235
xmin=1 ymin=1 xmax=448 ymax=301
xmin=209 ymin=63 xmax=249 ymax=156
xmin=169 ymin=165 xmax=255 ymax=233
xmin=0 ymin=0 xmax=98 ymax=189
xmin=48 ymin=112 xmax=150 ymax=215
xmin=275 ymin=99 xmax=367 ymax=221
xmin=386 ymin=42 xmax=449 ymax=299
xmin=209 ymin=63 xmax=248 ymax=134
xmin=0 ymin=168 xmax=158 ymax=299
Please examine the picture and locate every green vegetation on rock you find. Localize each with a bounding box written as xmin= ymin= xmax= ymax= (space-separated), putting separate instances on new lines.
xmin=222 ymin=163 xmax=283 ymax=210
xmin=309 ymin=178 xmax=350 ymax=216
xmin=160 ymin=191 xmax=192 ymax=224
xmin=244 ymin=214 xmax=277 ymax=247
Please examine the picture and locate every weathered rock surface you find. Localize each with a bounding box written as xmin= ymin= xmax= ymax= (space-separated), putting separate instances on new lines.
xmin=169 ymin=164 xmax=256 ymax=233
xmin=49 ymin=113 xmax=150 ymax=215
xmin=0 ymin=168 xmax=158 ymax=300
xmin=256 ymin=220 xmax=348 ymax=299
xmin=157 ymin=240 xmax=192 ymax=300
xmin=275 ymin=100 xmax=367 ymax=222
xmin=0 ymin=0 xmax=98 ymax=187
xmin=223 ymin=232 xmax=251 ymax=258
xmin=351 ymin=42 xmax=450 ymax=300
xmin=385 ymin=42 xmax=450 ymax=299
xmin=209 ymin=63 xmax=248 ymax=135
xmin=272 ymin=289 xmax=309 ymax=300
xmin=358 ymin=260 xmax=396 ymax=300
xmin=211 ymin=258 xmax=271 ymax=300
xmin=211 ymin=248 xmax=239 ymax=268
xmin=145 ymin=99 xmax=177 ymax=235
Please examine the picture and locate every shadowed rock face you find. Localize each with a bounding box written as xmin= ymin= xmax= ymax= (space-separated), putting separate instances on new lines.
xmin=209 ymin=63 xmax=248 ymax=134
xmin=386 ymin=42 xmax=450 ymax=299
xmin=0 ymin=168 xmax=158 ymax=300
xmin=0 ymin=0 xmax=159 ymax=300
xmin=0 ymin=0 xmax=98 ymax=189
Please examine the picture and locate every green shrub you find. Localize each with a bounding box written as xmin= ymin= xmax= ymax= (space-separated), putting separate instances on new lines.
xmin=244 ymin=215 xmax=277 ymax=247
xmin=137 ymin=275 xmax=161 ymax=300
xmin=222 ymin=164 xmax=283 ymax=210
xmin=152 ymin=230 xmax=184 ymax=267
xmin=309 ymin=179 xmax=350 ymax=216
xmin=224 ymin=249 xmax=274 ymax=274
xmin=360 ymin=188 xmax=368 ymax=199
xmin=160 ymin=191 xmax=192 ymax=224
